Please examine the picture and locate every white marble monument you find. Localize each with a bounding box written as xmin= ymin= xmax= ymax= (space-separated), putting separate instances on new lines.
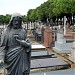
xmin=53 ymin=16 xmax=73 ymax=53
xmin=53 ymin=32 xmax=73 ymax=53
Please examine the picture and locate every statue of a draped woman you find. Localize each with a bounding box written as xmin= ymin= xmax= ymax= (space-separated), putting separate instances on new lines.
xmin=0 ymin=13 xmax=31 ymax=75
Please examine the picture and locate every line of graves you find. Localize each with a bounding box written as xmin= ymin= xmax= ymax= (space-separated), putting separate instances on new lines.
xmin=28 ymin=19 xmax=75 ymax=74
xmin=26 ymin=21 xmax=72 ymax=72
xmin=25 ymin=17 xmax=75 ymax=64
xmin=22 ymin=20 xmax=75 ymax=68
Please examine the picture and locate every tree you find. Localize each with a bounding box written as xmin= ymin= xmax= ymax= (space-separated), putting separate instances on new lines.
xmin=5 ymin=14 xmax=11 ymax=24
xmin=29 ymin=9 xmax=38 ymax=21
xmin=22 ymin=15 xmax=27 ymax=22
xmin=52 ymin=0 xmax=75 ymax=16
xmin=0 ymin=14 xmax=11 ymax=25
xmin=27 ymin=9 xmax=34 ymax=21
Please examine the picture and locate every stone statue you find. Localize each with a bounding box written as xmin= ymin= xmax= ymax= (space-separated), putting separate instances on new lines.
xmin=0 ymin=13 xmax=31 ymax=75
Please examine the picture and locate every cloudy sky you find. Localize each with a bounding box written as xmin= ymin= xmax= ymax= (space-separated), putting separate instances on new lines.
xmin=0 ymin=0 xmax=47 ymax=15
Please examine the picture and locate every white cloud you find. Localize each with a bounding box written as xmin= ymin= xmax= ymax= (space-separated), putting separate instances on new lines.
xmin=0 ymin=0 xmax=48 ymax=15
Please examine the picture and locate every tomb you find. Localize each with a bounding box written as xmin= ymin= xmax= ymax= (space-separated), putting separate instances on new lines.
xmin=53 ymin=16 xmax=73 ymax=53
xmin=31 ymin=44 xmax=46 ymax=51
xmin=31 ymin=51 xmax=56 ymax=59
xmin=30 ymin=57 xmax=70 ymax=69
xmin=53 ymin=32 xmax=73 ymax=53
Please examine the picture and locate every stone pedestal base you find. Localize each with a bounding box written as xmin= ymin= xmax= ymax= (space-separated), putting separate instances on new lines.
xmin=53 ymin=33 xmax=73 ymax=53
xmin=53 ymin=42 xmax=73 ymax=53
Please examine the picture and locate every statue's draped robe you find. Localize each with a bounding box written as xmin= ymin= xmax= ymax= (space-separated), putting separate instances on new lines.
xmin=0 ymin=28 xmax=31 ymax=75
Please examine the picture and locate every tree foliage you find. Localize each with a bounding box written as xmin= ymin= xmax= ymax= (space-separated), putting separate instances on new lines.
xmin=52 ymin=0 xmax=75 ymax=16
xmin=0 ymin=14 xmax=11 ymax=25
xmin=27 ymin=0 xmax=75 ymax=22
xmin=22 ymin=15 xmax=27 ymax=23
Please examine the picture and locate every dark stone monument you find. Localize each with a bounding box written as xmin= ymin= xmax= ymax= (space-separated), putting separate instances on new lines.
xmin=0 ymin=13 xmax=31 ymax=75
xmin=35 ymin=27 xmax=42 ymax=42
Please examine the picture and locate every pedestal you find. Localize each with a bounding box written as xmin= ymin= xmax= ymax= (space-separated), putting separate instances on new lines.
xmin=53 ymin=32 xmax=73 ymax=53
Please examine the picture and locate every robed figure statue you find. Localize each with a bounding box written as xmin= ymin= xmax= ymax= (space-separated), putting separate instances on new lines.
xmin=0 ymin=13 xmax=31 ymax=75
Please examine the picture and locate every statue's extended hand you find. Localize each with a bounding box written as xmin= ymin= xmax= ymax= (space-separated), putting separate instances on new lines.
xmin=16 ymin=39 xmax=30 ymax=47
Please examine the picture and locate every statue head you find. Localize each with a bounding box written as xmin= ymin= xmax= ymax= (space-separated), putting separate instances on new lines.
xmin=8 ymin=13 xmax=22 ymax=29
